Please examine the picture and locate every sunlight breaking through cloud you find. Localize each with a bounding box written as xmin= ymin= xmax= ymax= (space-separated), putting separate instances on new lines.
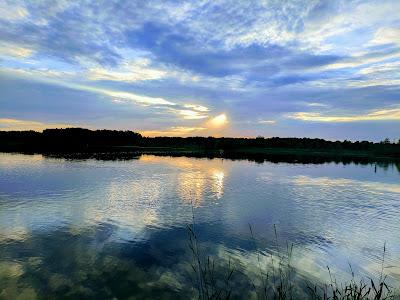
xmin=207 ymin=114 xmax=228 ymax=128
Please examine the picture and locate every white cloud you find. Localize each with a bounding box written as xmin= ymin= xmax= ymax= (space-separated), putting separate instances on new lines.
xmin=140 ymin=126 xmax=206 ymax=137
xmin=169 ymin=108 xmax=208 ymax=120
xmin=358 ymin=61 xmax=400 ymax=75
xmin=347 ymin=78 xmax=400 ymax=88
xmin=0 ymin=42 xmax=34 ymax=58
xmin=258 ymin=120 xmax=276 ymax=125
xmin=86 ymin=59 xmax=167 ymax=82
xmin=370 ymin=27 xmax=400 ymax=46
xmin=0 ymin=2 xmax=28 ymax=21
xmin=0 ymin=66 xmax=75 ymax=79
xmin=350 ymin=61 xmax=400 ymax=87
xmin=314 ymin=51 xmax=400 ymax=72
xmin=299 ymin=1 xmax=400 ymax=54
xmin=0 ymin=65 xmax=177 ymax=106
xmin=180 ymin=0 xmax=399 ymax=56
xmin=287 ymin=106 xmax=400 ymax=122
xmin=99 ymin=90 xmax=176 ymax=106
xmin=0 ymin=118 xmax=74 ymax=131
xmin=183 ymin=104 xmax=209 ymax=112
xmin=303 ymin=102 xmax=329 ymax=107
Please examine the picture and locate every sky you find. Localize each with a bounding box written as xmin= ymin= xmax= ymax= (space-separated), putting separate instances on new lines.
xmin=0 ymin=0 xmax=399 ymax=141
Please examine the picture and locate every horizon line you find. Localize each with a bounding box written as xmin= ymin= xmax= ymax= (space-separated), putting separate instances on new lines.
xmin=0 ymin=126 xmax=397 ymax=144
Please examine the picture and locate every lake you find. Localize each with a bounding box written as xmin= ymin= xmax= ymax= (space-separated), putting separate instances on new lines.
xmin=0 ymin=153 xmax=399 ymax=298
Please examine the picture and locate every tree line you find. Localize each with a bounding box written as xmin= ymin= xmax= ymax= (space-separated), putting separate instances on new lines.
xmin=0 ymin=128 xmax=399 ymax=158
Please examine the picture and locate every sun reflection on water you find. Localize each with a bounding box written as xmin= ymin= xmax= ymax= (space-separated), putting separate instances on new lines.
xmin=211 ymin=169 xmax=224 ymax=200
xmin=140 ymin=155 xmax=226 ymax=205
xmin=1 ymin=153 xmax=399 ymax=296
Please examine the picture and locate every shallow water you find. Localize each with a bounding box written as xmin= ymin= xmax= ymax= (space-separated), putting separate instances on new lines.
xmin=0 ymin=153 xmax=399 ymax=298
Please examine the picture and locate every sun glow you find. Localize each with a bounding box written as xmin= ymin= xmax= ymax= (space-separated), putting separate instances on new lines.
xmin=208 ymin=113 xmax=228 ymax=128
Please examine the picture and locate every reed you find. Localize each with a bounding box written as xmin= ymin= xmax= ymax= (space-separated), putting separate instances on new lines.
xmin=307 ymin=243 xmax=395 ymax=300
xmin=187 ymin=216 xmax=397 ymax=300
xmin=187 ymin=205 xmax=234 ymax=300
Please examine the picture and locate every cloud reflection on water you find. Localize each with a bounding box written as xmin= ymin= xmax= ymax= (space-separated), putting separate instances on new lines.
xmin=0 ymin=153 xmax=399 ymax=297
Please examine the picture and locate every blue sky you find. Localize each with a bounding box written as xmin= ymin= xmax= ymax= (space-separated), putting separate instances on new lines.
xmin=0 ymin=0 xmax=399 ymax=141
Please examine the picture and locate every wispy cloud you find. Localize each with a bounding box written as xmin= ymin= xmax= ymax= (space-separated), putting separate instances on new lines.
xmin=86 ymin=59 xmax=167 ymax=82
xmin=0 ymin=42 xmax=34 ymax=58
xmin=0 ymin=2 xmax=28 ymax=21
xmin=183 ymin=104 xmax=209 ymax=112
xmin=1 ymin=65 xmax=214 ymax=120
xmin=258 ymin=120 xmax=276 ymax=125
xmin=169 ymin=108 xmax=208 ymax=120
xmin=1 ymin=66 xmax=177 ymax=107
xmin=316 ymin=50 xmax=400 ymax=72
xmin=370 ymin=27 xmax=400 ymax=46
xmin=302 ymin=102 xmax=329 ymax=108
xmin=287 ymin=107 xmax=400 ymax=122
xmin=0 ymin=118 xmax=75 ymax=131
xmin=141 ymin=126 xmax=206 ymax=137
xmin=101 ymin=90 xmax=176 ymax=106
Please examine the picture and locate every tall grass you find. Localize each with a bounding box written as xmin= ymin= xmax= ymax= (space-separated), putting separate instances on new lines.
xmin=187 ymin=215 xmax=397 ymax=300
xmin=187 ymin=206 xmax=234 ymax=300
xmin=307 ymin=243 xmax=395 ymax=300
xmin=247 ymin=224 xmax=295 ymax=300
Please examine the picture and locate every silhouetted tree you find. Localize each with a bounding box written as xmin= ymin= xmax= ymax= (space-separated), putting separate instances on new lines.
xmin=0 ymin=128 xmax=399 ymax=159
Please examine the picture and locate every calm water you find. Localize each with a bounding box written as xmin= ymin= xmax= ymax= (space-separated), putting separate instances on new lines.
xmin=0 ymin=153 xmax=399 ymax=298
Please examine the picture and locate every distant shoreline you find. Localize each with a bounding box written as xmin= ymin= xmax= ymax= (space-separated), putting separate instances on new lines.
xmin=2 ymin=146 xmax=400 ymax=166
xmin=1 ymin=128 xmax=399 ymax=162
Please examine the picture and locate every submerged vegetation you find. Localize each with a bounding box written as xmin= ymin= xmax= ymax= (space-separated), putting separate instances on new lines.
xmin=0 ymin=128 xmax=399 ymax=160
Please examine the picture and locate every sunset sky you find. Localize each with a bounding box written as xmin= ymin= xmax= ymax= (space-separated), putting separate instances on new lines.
xmin=0 ymin=0 xmax=399 ymax=141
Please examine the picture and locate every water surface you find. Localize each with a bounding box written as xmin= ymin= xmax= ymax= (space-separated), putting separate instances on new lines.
xmin=0 ymin=153 xmax=399 ymax=298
